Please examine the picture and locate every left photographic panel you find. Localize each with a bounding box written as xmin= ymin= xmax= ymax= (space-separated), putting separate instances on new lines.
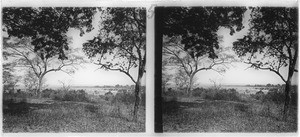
xmin=2 ymin=7 xmax=146 ymax=132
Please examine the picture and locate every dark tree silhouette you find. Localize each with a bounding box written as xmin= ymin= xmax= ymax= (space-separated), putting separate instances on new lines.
xmin=3 ymin=37 xmax=84 ymax=97
xmin=163 ymin=36 xmax=236 ymax=94
xmin=160 ymin=7 xmax=246 ymax=94
xmin=162 ymin=7 xmax=246 ymax=58
xmin=83 ymin=8 xmax=146 ymax=120
xmin=233 ymin=7 xmax=298 ymax=118
xmin=2 ymin=7 xmax=97 ymax=96
xmin=2 ymin=7 xmax=96 ymax=60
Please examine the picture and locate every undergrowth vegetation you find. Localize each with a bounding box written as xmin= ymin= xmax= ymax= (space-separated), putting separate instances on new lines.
xmin=162 ymin=86 xmax=297 ymax=132
xmin=3 ymin=88 xmax=145 ymax=132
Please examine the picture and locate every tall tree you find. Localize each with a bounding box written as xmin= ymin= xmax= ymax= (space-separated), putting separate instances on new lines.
xmin=2 ymin=7 xmax=97 ymax=96
xmin=163 ymin=36 xmax=235 ymax=94
xmin=3 ymin=37 xmax=84 ymax=97
xmin=82 ymin=8 xmax=146 ymax=119
xmin=160 ymin=7 xmax=246 ymax=94
xmin=233 ymin=7 xmax=298 ymax=117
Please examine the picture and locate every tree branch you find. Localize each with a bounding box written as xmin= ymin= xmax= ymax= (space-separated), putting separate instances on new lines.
xmin=94 ymin=62 xmax=137 ymax=84
xmin=245 ymin=61 xmax=286 ymax=82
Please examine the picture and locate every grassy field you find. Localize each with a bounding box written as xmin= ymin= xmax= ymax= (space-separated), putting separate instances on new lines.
xmin=3 ymin=91 xmax=145 ymax=132
xmin=162 ymin=87 xmax=297 ymax=132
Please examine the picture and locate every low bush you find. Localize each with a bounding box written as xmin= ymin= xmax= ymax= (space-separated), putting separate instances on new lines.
xmin=41 ymin=88 xmax=57 ymax=98
xmin=192 ymin=88 xmax=242 ymax=102
xmin=252 ymin=86 xmax=298 ymax=107
xmin=234 ymin=103 xmax=250 ymax=112
xmin=112 ymin=91 xmax=145 ymax=107
xmin=249 ymin=101 xmax=283 ymax=120
xmin=112 ymin=92 xmax=135 ymax=105
xmin=162 ymin=97 xmax=181 ymax=114
xmin=3 ymin=98 xmax=30 ymax=115
xmin=191 ymin=87 xmax=206 ymax=97
xmin=43 ymin=89 xmax=90 ymax=102
xmin=163 ymin=88 xmax=186 ymax=97
xmin=262 ymin=90 xmax=285 ymax=104
xmin=62 ymin=90 xmax=90 ymax=102
xmin=84 ymin=104 xmax=98 ymax=113
xmin=104 ymin=91 xmax=114 ymax=101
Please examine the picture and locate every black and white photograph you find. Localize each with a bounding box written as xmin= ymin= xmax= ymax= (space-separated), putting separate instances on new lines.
xmin=2 ymin=7 xmax=146 ymax=132
xmin=156 ymin=6 xmax=298 ymax=132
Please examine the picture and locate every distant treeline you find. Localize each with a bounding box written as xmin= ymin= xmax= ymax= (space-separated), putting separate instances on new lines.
xmin=245 ymin=84 xmax=295 ymax=87
xmin=73 ymin=85 xmax=146 ymax=89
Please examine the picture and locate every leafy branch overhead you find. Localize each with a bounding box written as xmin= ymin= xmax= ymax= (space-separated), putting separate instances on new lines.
xmin=162 ymin=7 xmax=247 ymax=59
xmin=83 ymin=8 xmax=146 ymax=84
xmin=2 ymin=7 xmax=97 ymax=60
xmin=2 ymin=7 xmax=96 ymax=97
xmin=233 ymin=7 xmax=298 ymax=83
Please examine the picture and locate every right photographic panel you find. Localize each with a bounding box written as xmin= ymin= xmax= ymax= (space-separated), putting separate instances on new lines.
xmin=155 ymin=6 xmax=298 ymax=132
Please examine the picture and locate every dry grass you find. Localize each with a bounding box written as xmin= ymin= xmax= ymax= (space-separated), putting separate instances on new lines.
xmin=163 ymin=99 xmax=297 ymax=132
xmin=3 ymin=98 xmax=145 ymax=132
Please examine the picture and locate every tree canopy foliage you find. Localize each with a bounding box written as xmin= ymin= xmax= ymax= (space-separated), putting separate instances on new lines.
xmin=2 ymin=7 xmax=96 ymax=96
xmin=3 ymin=36 xmax=85 ymax=96
xmin=163 ymin=36 xmax=236 ymax=93
xmin=161 ymin=7 xmax=247 ymax=59
xmin=233 ymin=7 xmax=298 ymax=82
xmin=233 ymin=7 xmax=298 ymax=117
xmin=83 ymin=8 xmax=146 ymax=84
xmin=2 ymin=7 xmax=96 ymax=60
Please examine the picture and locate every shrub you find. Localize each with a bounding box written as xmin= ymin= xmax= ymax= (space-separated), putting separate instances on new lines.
xmin=191 ymin=87 xmax=206 ymax=97
xmin=104 ymin=91 xmax=114 ymax=101
xmin=41 ymin=88 xmax=56 ymax=98
xmin=263 ymin=90 xmax=284 ymax=104
xmin=163 ymin=88 xmax=186 ymax=97
xmin=3 ymin=98 xmax=30 ymax=115
xmin=234 ymin=103 xmax=249 ymax=112
xmin=62 ymin=90 xmax=90 ymax=102
xmin=49 ymin=89 xmax=90 ymax=102
xmin=261 ymin=86 xmax=297 ymax=106
xmin=249 ymin=101 xmax=283 ymax=119
xmin=85 ymin=104 xmax=98 ymax=113
xmin=112 ymin=92 xmax=135 ymax=105
xmin=162 ymin=97 xmax=181 ymax=114
xmin=195 ymin=88 xmax=242 ymax=102
xmin=112 ymin=91 xmax=145 ymax=106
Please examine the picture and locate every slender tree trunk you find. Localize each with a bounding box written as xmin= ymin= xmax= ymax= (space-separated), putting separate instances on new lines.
xmin=186 ymin=73 xmax=195 ymax=96
xmin=133 ymin=65 xmax=145 ymax=121
xmin=282 ymin=57 xmax=296 ymax=120
xmin=133 ymin=81 xmax=140 ymax=120
xmin=36 ymin=77 xmax=43 ymax=98
xmin=283 ymin=78 xmax=291 ymax=120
